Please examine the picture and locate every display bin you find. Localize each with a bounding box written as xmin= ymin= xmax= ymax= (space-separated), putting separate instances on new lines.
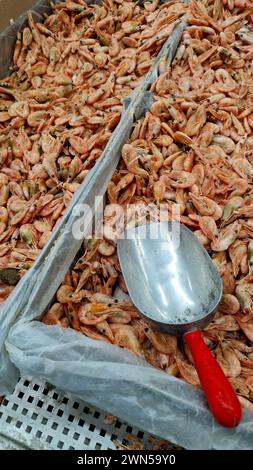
xmin=2 ymin=0 xmax=253 ymax=452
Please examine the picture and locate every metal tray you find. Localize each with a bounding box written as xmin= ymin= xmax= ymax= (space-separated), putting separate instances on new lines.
xmin=0 ymin=376 xmax=178 ymax=450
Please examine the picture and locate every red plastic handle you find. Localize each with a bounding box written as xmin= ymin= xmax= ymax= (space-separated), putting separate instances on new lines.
xmin=184 ymin=330 xmax=241 ymax=428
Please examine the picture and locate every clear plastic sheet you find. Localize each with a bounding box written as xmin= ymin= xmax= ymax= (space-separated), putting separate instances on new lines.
xmin=3 ymin=0 xmax=253 ymax=451
xmin=7 ymin=322 xmax=253 ymax=450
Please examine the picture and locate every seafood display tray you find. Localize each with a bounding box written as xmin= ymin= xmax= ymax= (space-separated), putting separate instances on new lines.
xmin=2 ymin=0 xmax=253 ymax=452
xmin=0 ymin=375 xmax=168 ymax=450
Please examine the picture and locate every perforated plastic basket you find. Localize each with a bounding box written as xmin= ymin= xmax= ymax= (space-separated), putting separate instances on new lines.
xmin=0 ymin=376 xmax=179 ymax=450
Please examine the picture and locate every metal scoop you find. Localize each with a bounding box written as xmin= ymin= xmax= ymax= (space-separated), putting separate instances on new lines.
xmin=117 ymin=221 xmax=241 ymax=428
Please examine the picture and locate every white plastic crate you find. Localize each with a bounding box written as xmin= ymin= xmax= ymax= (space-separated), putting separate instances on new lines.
xmin=0 ymin=376 xmax=178 ymax=450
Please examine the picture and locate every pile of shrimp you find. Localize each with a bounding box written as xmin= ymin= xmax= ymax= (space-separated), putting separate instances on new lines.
xmin=0 ymin=0 xmax=186 ymax=302
xmin=43 ymin=0 xmax=253 ymax=413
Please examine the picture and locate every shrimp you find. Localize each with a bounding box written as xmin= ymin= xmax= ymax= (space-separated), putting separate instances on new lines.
xmin=80 ymin=326 xmax=111 ymax=343
xmin=235 ymin=317 xmax=253 ymax=342
xmin=183 ymin=105 xmax=206 ymax=137
xmin=229 ymin=240 xmax=248 ymax=277
xmin=221 ymin=197 xmax=243 ymax=225
xmin=78 ymin=305 xmax=109 ymax=325
xmin=169 ymin=171 xmax=196 ymax=189
xmin=235 ymin=284 xmax=253 ymax=316
xmin=211 ymin=222 xmax=241 ymax=252
xmin=197 ymin=122 xmax=219 ymax=146
xmin=122 ymin=144 xmax=149 ymax=178
xmin=110 ymin=324 xmax=142 ymax=356
xmin=0 ymin=207 xmax=8 ymax=235
xmin=144 ymin=327 xmax=177 ymax=355
xmin=212 ymin=135 xmax=235 ymax=154
xmin=42 ymin=303 xmax=64 ymax=326
xmin=175 ymin=357 xmax=201 ymax=387
xmin=198 ymin=216 xmax=218 ymax=242
xmin=216 ymin=343 xmax=241 ymax=378
xmin=168 ymin=105 xmax=187 ymax=129
xmin=95 ymin=321 xmax=114 ymax=342
xmin=215 ymin=69 xmax=237 ymax=92
xmin=56 ymin=285 xmax=86 ymax=304
xmin=189 ymin=193 xmax=222 ymax=220
xmin=219 ymin=294 xmax=240 ymax=315
xmin=97 ymin=241 xmax=116 ymax=257
xmin=206 ymin=315 xmax=240 ymax=331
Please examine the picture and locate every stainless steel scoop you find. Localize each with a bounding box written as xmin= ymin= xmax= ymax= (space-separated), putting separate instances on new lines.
xmin=117 ymin=221 xmax=241 ymax=428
